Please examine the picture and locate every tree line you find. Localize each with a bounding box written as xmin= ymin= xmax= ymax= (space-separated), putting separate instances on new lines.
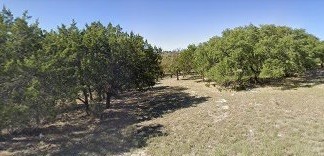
xmin=0 ymin=8 xmax=162 ymax=131
xmin=162 ymin=24 xmax=324 ymax=88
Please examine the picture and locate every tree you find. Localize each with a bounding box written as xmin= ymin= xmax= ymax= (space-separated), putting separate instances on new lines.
xmin=194 ymin=37 xmax=222 ymax=81
xmin=42 ymin=21 xmax=162 ymax=111
xmin=207 ymin=25 xmax=261 ymax=86
xmin=0 ymin=9 xmax=56 ymax=130
xmin=314 ymin=41 xmax=324 ymax=68
xmin=1 ymin=8 xmax=162 ymax=131
xmin=193 ymin=24 xmax=321 ymax=88
xmin=178 ymin=44 xmax=196 ymax=76
xmin=171 ymin=53 xmax=181 ymax=80
xmin=161 ymin=51 xmax=180 ymax=79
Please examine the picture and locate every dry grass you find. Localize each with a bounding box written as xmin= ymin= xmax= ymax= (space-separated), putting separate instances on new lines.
xmin=0 ymin=85 xmax=207 ymax=155
xmin=142 ymin=76 xmax=324 ymax=156
xmin=0 ymin=73 xmax=323 ymax=155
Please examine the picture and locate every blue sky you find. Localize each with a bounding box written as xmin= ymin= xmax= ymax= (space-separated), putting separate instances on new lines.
xmin=1 ymin=0 xmax=324 ymax=51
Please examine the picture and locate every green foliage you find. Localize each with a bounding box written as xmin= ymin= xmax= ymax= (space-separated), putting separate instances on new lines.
xmin=314 ymin=41 xmax=324 ymax=67
xmin=259 ymin=59 xmax=285 ymax=78
xmin=190 ymin=24 xmax=322 ymax=88
xmin=0 ymin=9 xmax=161 ymax=131
xmin=207 ymin=58 xmax=238 ymax=85
xmin=161 ymin=51 xmax=180 ymax=76
xmin=0 ymin=104 xmax=29 ymax=131
xmin=0 ymin=8 xmax=58 ymax=131
xmin=194 ymin=39 xmax=217 ymax=76
xmin=178 ymin=44 xmax=196 ymax=75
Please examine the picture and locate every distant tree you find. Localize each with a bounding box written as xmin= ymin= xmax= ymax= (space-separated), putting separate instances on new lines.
xmin=160 ymin=52 xmax=173 ymax=76
xmin=194 ymin=37 xmax=222 ymax=81
xmin=178 ymin=44 xmax=196 ymax=76
xmin=160 ymin=51 xmax=181 ymax=80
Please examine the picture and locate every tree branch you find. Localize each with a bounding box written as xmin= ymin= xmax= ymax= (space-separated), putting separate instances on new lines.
xmin=77 ymin=97 xmax=86 ymax=104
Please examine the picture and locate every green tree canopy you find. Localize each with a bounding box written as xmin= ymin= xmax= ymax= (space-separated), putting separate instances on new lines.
xmin=0 ymin=9 xmax=162 ymax=131
xmin=180 ymin=24 xmax=323 ymax=88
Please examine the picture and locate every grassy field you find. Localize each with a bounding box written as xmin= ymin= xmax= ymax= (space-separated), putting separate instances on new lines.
xmin=139 ymin=76 xmax=324 ymax=156
xmin=1 ymin=73 xmax=324 ymax=155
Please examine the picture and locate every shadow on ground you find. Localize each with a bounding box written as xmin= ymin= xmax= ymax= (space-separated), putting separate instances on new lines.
xmin=179 ymin=69 xmax=324 ymax=91
xmin=0 ymin=86 xmax=209 ymax=155
xmin=262 ymin=69 xmax=324 ymax=90
xmin=177 ymin=75 xmax=213 ymax=84
xmin=181 ymin=75 xmax=202 ymax=81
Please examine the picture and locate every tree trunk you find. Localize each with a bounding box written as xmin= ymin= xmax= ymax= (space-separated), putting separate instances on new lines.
xmin=35 ymin=110 xmax=40 ymax=125
xmin=250 ymin=66 xmax=259 ymax=84
xmin=102 ymin=91 xmax=106 ymax=101
xmin=88 ymin=85 xmax=93 ymax=101
xmin=321 ymin=63 xmax=323 ymax=68
xmin=170 ymin=74 xmax=173 ymax=78
xmin=202 ymin=73 xmax=205 ymax=82
xmin=82 ymin=89 xmax=90 ymax=115
xmin=105 ymin=92 xmax=112 ymax=109
xmin=254 ymin=75 xmax=259 ymax=84
xmin=97 ymin=89 xmax=103 ymax=101
xmin=176 ymin=71 xmax=179 ymax=80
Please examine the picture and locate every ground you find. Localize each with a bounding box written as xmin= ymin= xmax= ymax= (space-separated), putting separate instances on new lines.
xmin=1 ymin=72 xmax=324 ymax=155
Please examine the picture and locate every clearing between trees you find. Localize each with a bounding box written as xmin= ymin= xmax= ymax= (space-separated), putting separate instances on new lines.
xmin=1 ymin=71 xmax=324 ymax=155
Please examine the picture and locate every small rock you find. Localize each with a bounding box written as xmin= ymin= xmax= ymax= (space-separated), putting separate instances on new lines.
xmin=254 ymin=103 xmax=262 ymax=106
xmin=222 ymin=105 xmax=229 ymax=110
xmin=39 ymin=133 xmax=44 ymax=139
xmin=249 ymin=129 xmax=254 ymax=137
xmin=216 ymin=99 xmax=227 ymax=103
xmin=138 ymin=131 xmax=145 ymax=136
